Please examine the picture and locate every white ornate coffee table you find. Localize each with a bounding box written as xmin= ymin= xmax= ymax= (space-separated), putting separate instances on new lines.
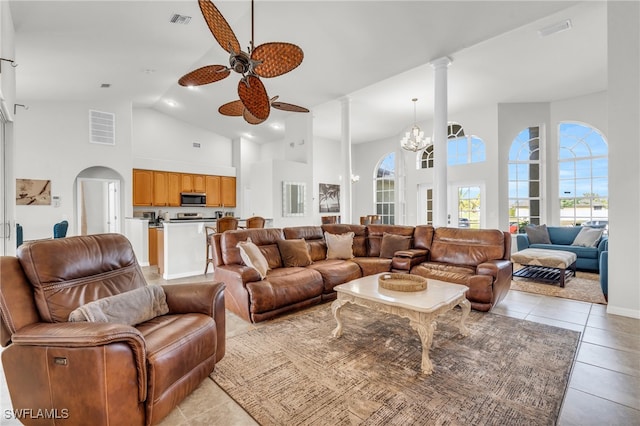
xmin=331 ymin=273 xmax=471 ymax=375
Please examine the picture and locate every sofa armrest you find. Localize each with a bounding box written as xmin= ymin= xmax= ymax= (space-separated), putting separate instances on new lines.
xmin=477 ymin=259 xmax=512 ymax=279
xmin=597 ymin=236 xmax=608 ymax=255
xmin=11 ymin=322 xmax=147 ymax=402
xmin=162 ymin=282 xmax=226 ymax=362
xmin=215 ymin=264 xmax=262 ymax=285
xmin=392 ymin=249 xmax=428 ymax=271
xmin=516 ymin=234 xmax=530 ymax=251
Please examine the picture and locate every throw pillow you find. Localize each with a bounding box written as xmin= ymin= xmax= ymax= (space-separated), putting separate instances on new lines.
xmin=524 ymin=224 xmax=552 ymax=244
xmin=572 ymin=227 xmax=603 ymax=247
xmin=325 ymin=231 xmax=355 ymax=260
xmin=237 ymin=237 xmax=269 ymax=279
xmin=379 ymin=233 xmax=412 ymax=258
xmin=277 ymin=239 xmax=313 ymax=267
xmin=68 ymin=285 xmax=168 ymax=325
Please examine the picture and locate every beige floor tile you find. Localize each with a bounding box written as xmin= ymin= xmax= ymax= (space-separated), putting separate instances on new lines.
xmin=528 ymin=305 xmax=590 ymax=325
xmin=524 ymin=314 xmax=586 ymax=332
xmin=569 ymin=362 xmax=640 ymax=410
xmin=541 ymin=296 xmax=593 ymax=314
xmin=558 ymin=388 xmax=640 ymax=426
xmin=503 ymin=289 xmax=545 ymax=305
xmin=586 ymin=313 xmax=640 ymax=336
xmin=157 ymin=407 xmax=189 ymax=426
xmin=577 ymin=342 xmax=640 ymax=377
xmin=490 ymin=305 xmax=528 ymax=319
xmin=582 ymin=326 xmax=640 ymax=353
xmin=588 ymin=303 xmax=608 ymax=317
xmin=187 ymin=400 xmax=258 ymax=426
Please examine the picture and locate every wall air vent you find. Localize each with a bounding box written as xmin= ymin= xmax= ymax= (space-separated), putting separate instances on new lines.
xmin=89 ymin=110 xmax=115 ymax=145
xmin=169 ymin=14 xmax=192 ymax=25
xmin=193 ymin=142 xmax=201 ymax=148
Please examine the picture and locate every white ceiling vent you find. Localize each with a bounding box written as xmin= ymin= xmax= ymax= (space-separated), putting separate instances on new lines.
xmin=169 ymin=14 xmax=192 ymax=25
xmin=89 ymin=110 xmax=115 ymax=145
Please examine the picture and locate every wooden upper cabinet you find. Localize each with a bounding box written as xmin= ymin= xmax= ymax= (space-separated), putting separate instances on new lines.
xmin=205 ymin=175 xmax=221 ymax=207
xmin=221 ymin=176 xmax=236 ymax=207
xmin=133 ymin=169 xmax=153 ymax=206
xmin=181 ymin=174 xmax=194 ymax=193
xmin=193 ymin=175 xmax=206 ymax=193
xmin=153 ymin=171 xmax=168 ymax=206
xmin=167 ymin=172 xmax=181 ymax=206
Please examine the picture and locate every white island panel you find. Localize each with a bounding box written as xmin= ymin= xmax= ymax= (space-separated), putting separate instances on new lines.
xmin=162 ymin=221 xmax=213 ymax=280
xmin=124 ymin=218 xmax=149 ymax=266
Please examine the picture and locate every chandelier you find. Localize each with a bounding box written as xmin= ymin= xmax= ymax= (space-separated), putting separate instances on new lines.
xmin=400 ymin=98 xmax=430 ymax=152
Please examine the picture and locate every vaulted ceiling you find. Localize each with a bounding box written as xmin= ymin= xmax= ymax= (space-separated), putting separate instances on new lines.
xmin=10 ymin=1 xmax=606 ymax=144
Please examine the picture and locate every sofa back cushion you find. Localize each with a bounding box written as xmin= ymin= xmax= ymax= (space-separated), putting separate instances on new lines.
xmin=322 ymin=224 xmax=367 ymax=257
xmin=413 ymin=225 xmax=435 ymax=250
xmin=366 ymin=224 xmax=415 ymax=257
xmin=547 ymin=226 xmax=582 ymax=245
xmin=283 ymin=226 xmax=326 ymax=262
xmin=221 ymin=228 xmax=284 ymax=270
xmin=430 ymin=227 xmax=507 ymax=267
xmin=16 ymin=234 xmax=146 ymax=323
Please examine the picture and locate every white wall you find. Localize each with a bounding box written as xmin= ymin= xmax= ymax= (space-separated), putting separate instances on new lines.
xmin=14 ymin=100 xmax=133 ymax=240
xmin=312 ymin=136 xmax=342 ymax=224
xmin=132 ymin=108 xmax=234 ymax=176
xmin=607 ymin=1 xmax=639 ymax=318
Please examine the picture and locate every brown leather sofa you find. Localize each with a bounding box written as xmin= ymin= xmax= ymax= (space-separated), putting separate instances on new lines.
xmin=406 ymin=226 xmax=512 ymax=311
xmin=0 ymin=234 xmax=226 ymax=426
xmin=212 ymin=224 xmax=414 ymax=323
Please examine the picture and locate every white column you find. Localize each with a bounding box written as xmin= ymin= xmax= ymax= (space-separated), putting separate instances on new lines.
xmin=340 ymin=97 xmax=352 ymax=224
xmin=430 ymin=57 xmax=451 ymax=227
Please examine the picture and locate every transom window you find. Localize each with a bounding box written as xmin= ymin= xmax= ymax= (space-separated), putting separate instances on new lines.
xmin=508 ymin=126 xmax=542 ymax=233
xmin=374 ymin=152 xmax=395 ymax=225
xmin=419 ymin=122 xmax=485 ymax=168
xmin=558 ymin=122 xmax=608 ymax=227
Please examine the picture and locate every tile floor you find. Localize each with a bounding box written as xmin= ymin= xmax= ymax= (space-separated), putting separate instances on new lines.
xmin=1 ymin=269 xmax=638 ymax=425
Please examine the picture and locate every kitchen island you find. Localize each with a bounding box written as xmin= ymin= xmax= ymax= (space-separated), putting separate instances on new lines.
xmin=161 ymin=218 xmax=272 ymax=279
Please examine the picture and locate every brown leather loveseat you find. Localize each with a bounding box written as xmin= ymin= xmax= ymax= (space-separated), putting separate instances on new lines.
xmin=0 ymin=234 xmax=226 ymax=425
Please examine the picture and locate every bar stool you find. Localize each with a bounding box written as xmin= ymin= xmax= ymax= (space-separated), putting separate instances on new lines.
xmin=245 ymin=216 xmax=265 ymax=228
xmin=204 ymin=225 xmax=217 ymax=274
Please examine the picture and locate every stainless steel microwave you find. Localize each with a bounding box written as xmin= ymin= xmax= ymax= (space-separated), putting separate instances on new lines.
xmin=180 ymin=192 xmax=206 ymax=206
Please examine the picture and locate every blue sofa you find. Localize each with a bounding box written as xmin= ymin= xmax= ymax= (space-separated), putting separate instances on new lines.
xmin=516 ymin=226 xmax=608 ymax=272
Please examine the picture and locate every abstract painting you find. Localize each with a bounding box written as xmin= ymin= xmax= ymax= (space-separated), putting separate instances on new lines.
xmin=16 ymin=179 xmax=51 ymax=205
xmin=319 ymin=183 xmax=340 ymax=213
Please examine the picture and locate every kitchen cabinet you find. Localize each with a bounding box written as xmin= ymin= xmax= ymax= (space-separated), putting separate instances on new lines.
xmin=153 ymin=171 xmax=168 ymax=206
xmin=148 ymin=227 xmax=158 ymax=266
xmin=167 ymin=172 xmax=181 ymax=206
xmin=221 ymin=176 xmax=236 ymax=207
xmin=181 ymin=174 xmax=206 ymax=193
xmin=133 ymin=169 xmax=153 ymax=206
xmin=205 ymin=175 xmax=221 ymax=206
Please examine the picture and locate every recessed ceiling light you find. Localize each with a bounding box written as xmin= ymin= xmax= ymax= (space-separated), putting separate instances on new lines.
xmin=186 ymin=85 xmax=197 ymax=91
xmin=164 ymin=99 xmax=177 ymax=107
xmin=242 ymin=132 xmax=254 ymax=138
xmin=538 ymin=19 xmax=572 ymax=37
xmin=270 ymin=123 xmax=282 ymax=130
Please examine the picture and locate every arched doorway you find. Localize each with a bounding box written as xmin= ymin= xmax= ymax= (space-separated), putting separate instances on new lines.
xmin=75 ymin=166 xmax=124 ymax=235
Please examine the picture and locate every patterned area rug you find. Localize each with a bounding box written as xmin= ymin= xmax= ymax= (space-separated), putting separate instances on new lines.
xmin=511 ymin=267 xmax=606 ymax=304
xmin=211 ymin=304 xmax=580 ymax=425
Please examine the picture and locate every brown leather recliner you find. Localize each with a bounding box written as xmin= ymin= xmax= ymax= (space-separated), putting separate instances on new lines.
xmin=0 ymin=233 xmax=226 ymax=426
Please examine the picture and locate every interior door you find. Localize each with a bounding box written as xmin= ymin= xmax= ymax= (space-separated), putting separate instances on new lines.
xmin=0 ymin=118 xmax=6 ymax=254
xmin=107 ymin=180 xmax=119 ymax=233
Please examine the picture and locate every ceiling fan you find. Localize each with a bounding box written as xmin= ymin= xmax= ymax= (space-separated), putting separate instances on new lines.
xmin=179 ymin=0 xmax=308 ymax=124
xmin=219 ymin=96 xmax=309 ymax=125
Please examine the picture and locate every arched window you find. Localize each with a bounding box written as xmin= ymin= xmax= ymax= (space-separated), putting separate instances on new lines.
xmin=558 ymin=122 xmax=608 ymax=228
xmin=508 ymin=126 xmax=542 ymax=233
xmin=374 ymin=152 xmax=395 ymax=224
xmin=419 ymin=122 xmax=485 ymax=169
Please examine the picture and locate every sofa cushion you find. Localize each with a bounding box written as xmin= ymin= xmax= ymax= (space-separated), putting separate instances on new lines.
xmin=325 ymin=231 xmax=355 ymax=260
xmin=429 ymin=228 xmax=506 ymax=267
xmin=524 ymin=224 xmax=551 ymax=244
xmin=246 ymin=268 xmax=324 ymax=313
xmin=283 ymin=226 xmax=327 ymax=261
xmin=277 ymin=239 xmax=313 ymax=267
xmin=351 ymin=257 xmax=393 ymax=276
xmin=411 ymin=262 xmax=475 ymax=285
xmin=68 ymin=286 xmax=168 ymax=325
xmin=306 ymin=259 xmax=362 ymax=292
xmin=379 ymin=233 xmax=412 ymax=258
xmin=572 ymin=227 xmax=603 ymax=247
xmin=237 ymin=238 xmax=269 ymax=279
xmin=322 ymin=224 xmax=367 ymax=257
